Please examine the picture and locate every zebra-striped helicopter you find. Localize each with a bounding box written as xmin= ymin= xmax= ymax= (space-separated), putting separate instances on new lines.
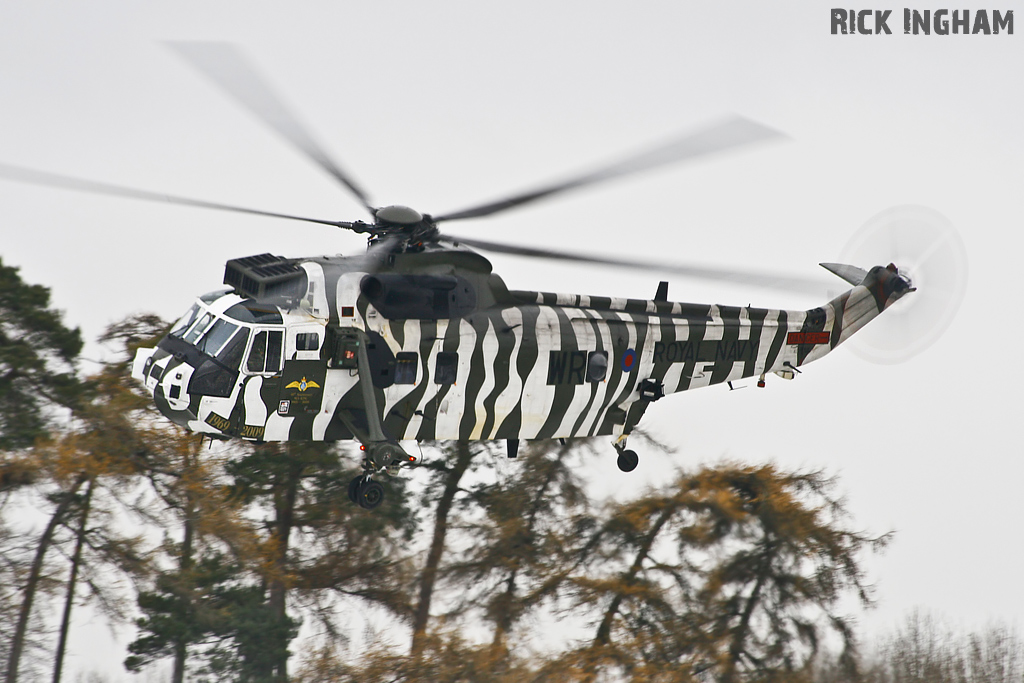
xmin=0 ymin=44 xmax=962 ymax=510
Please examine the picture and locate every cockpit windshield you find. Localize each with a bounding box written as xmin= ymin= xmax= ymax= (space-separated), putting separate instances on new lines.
xmin=184 ymin=313 xmax=215 ymax=344
xmin=164 ymin=299 xmax=283 ymax=393
xmin=195 ymin=319 xmax=239 ymax=357
xmin=170 ymin=304 xmax=201 ymax=338
xmin=168 ymin=301 xmax=253 ymax=367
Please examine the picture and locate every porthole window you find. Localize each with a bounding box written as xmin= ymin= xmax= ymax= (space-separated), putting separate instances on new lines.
xmin=587 ymin=351 xmax=609 ymax=382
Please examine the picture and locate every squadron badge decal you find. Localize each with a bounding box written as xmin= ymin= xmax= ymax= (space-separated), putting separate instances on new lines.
xmin=286 ymin=377 xmax=321 ymax=392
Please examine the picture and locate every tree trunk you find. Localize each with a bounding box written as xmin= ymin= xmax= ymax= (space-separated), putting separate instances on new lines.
xmin=51 ymin=477 xmax=94 ymax=683
xmin=577 ymin=503 xmax=678 ymax=683
xmin=5 ymin=472 xmax=88 ymax=683
xmin=490 ymin=448 xmax=566 ymax=655
xmin=171 ymin=443 xmax=197 ymax=683
xmin=720 ymin=539 xmax=776 ymax=683
xmin=267 ymin=452 xmax=301 ymax=682
xmin=593 ymin=504 xmax=676 ymax=647
xmin=410 ymin=442 xmax=475 ymax=658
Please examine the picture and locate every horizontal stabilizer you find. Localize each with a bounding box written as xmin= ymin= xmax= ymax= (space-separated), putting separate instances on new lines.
xmin=819 ymin=262 xmax=868 ymax=286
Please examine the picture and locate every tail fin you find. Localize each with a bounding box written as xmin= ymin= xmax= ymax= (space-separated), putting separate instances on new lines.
xmin=819 ymin=262 xmax=868 ymax=286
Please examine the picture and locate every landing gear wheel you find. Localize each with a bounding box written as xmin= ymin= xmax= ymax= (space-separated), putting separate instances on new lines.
xmin=347 ymin=475 xmax=363 ymax=504
xmin=357 ymin=480 xmax=385 ymax=510
xmin=616 ymin=449 xmax=639 ymax=472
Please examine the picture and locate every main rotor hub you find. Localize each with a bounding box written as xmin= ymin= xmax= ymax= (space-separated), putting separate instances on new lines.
xmin=375 ymin=204 xmax=423 ymax=226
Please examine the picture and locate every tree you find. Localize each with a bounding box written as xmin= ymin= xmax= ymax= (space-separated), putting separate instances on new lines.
xmin=127 ymin=551 xmax=288 ymax=683
xmin=5 ymin=314 xmax=156 ymax=683
xmin=105 ymin=318 xmax=271 ymax=683
xmin=123 ymin=431 xmax=258 ymax=683
xmin=0 ymin=258 xmax=85 ymax=681
xmin=545 ymin=463 xmax=887 ymax=682
xmin=51 ymin=476 xmax=93 ymax=683
xmin=698 ymin=466 xmax=887 ymax=683
xmin=211 ymin=441 xmax=416 ymax=682
xmin=880 ymin=611 xmax=1023 ymax=683
xmin=0 ymin=258 xmax=83 ymax=451
xmin=410 ymin=440 xmax=489 ymax=659
xmin=443 ymin=440 xmax=593 ymax=660
xmin=810 ymin=611 xmax=1024 ymax=683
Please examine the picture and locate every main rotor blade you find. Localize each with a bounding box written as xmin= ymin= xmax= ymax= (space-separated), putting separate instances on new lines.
xmin=167 ymin=42 xmax=375 ymax=216
xmin=433 ymin=117 xmax=784 ymax=223
xmin=441 ymin=234 xmax=828 ymax=294
xmin=0 ymin=162 xmax=348 ymax=228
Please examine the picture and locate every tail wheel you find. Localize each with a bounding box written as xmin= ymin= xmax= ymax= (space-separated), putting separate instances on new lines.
xmin=357 ymin=480 xmax=385 ymax=510
xmin=616 ymin=450 xmax=639 ymax=472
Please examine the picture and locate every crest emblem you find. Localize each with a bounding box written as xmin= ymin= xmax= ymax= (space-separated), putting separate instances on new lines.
xmin=285 ymin=377 xmax=321 ymax=392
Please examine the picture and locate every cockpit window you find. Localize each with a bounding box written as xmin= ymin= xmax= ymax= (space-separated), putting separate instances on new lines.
xmin=195 ymin=319 xmax=240 ymax=357
xmin=247 ymin=332 xmax=266 ymax=373
xmin=246 ymin=330 xmax=283 ymax=374
xmin=184 ymin=313 xmax=215 ymax=344
xmin=225 ymin=300 xmax=284 ymax=325
xmin=170 ymin=304 xmax=201 ymax=338
xmin=199 ymin=289 xmax=231 ymax=304
xmin=217 ymin=328 xmax=249 ymax=370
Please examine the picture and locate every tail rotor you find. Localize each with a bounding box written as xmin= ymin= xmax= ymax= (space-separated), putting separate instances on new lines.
xmin=835 ymin=205 xmax=968 ymax=364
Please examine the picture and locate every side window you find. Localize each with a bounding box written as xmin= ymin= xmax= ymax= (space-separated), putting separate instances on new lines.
xmin=434 ymin=352 xmax=458 ymax=385
xmin=266 ymin=330 xmax=283 ymax=372
xmin=247 ymin=330 xmax=284 ymax=374
xmin=247 ymin=331 xmax=267 ymax=373
xmin=394 ymin=352 xmax=418 ymax=385
xmin=296 ymin=332 xmax=320 ymax=352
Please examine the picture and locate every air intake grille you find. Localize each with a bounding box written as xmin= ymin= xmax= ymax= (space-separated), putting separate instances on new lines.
xmin=224 ymin=254 xmax=306 ymax=301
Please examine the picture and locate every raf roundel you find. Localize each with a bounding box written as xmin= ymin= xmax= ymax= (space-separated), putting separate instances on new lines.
xmin=621 ymin=348 xmax=637 ymax=372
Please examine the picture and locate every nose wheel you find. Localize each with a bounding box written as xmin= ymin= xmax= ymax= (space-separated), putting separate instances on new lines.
xmin=348 ymin=475 xmax=385 ymax=510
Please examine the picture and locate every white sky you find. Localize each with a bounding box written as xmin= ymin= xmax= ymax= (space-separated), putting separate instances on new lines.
xmin=1 ymin=1 xmax=1021 ymax=679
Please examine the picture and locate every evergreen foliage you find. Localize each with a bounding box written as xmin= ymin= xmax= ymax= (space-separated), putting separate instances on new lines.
xmin=0 ymin=258 xmax=83 ymax=451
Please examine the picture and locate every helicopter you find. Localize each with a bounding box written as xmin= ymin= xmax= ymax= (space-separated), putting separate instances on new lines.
xmin=1 ymin=44 xmax=929 ymax=510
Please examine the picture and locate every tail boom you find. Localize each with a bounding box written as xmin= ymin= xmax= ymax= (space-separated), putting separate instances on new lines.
xmin=798 ymin=263 xmax=913 ymax=366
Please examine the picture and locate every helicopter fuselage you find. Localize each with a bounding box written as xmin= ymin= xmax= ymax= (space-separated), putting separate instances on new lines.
xmin=132 ymin=245 xmax=911 ymax=454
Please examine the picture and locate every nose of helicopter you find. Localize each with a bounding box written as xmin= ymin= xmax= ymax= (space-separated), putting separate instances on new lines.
xmin=131 ymin=345 xmax=198 ymax=428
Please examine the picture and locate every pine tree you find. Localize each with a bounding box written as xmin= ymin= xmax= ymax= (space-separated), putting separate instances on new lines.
xmin=0 ymin=258 xmax=85 ymax=681
xmin=443 ymin=440 xmax=593 ymax=660
xmin=218 ymin=441 xmax=416 ymax=682
xmin=410 ymin=440 xmax=489 ymax=659
xmin=546 ymin=463 xmax=886 ymax=682
xmin=5 ymin=314 xmax=157 ymax=683
xmin=0 ymin=258 xmax=83 ymax=451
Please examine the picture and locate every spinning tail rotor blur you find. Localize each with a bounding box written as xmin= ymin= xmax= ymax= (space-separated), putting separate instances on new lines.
xmin=833 ymin=205 xmax=968 ymax=364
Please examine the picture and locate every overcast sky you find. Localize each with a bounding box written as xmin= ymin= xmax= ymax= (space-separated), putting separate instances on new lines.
xmin=1 ymin=2 xmax=1021 ymax=679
